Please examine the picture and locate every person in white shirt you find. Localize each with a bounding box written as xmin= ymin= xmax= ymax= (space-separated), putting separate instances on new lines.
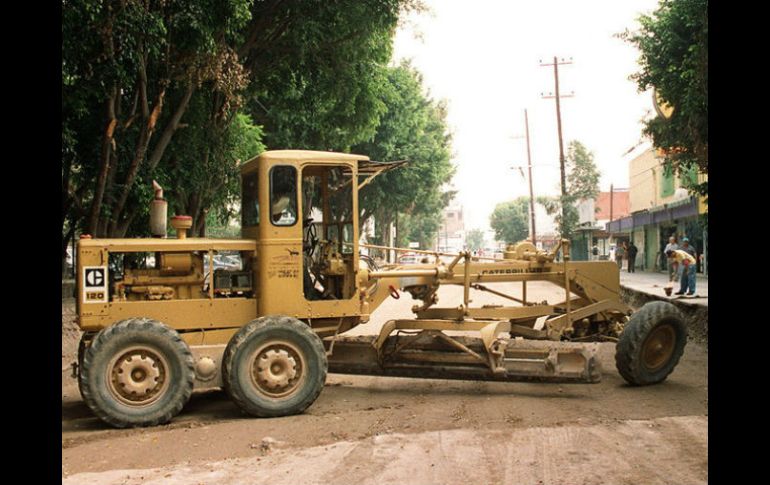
xmin=663 ymin=236 xmax=679 ymax=280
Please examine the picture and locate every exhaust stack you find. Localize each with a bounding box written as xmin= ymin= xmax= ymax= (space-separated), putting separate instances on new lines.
xmin=150 ymin=180 xmax=168 ymax=238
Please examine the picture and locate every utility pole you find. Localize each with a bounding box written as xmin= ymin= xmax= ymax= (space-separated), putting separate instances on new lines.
xmin=609 ymin=183 xmax=614 ymax=223
xmin=541 ymin=56 xmax=574 ymax=239
xmin=524 ymin=109 xmax=536 ymax=245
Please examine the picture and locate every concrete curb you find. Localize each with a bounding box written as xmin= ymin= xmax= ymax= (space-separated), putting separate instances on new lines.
xmin=620 ymin=285 xmax=708 ymax=344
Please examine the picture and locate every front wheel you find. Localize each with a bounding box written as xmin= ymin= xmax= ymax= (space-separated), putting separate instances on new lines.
xmin=615 ymin=301 xmax=687 ymax=385
xmin=222 ymin=316 xmax=327 ymax=417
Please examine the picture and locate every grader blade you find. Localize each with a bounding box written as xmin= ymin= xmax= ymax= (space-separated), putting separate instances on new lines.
xmin=326 ymin=335 xmax=601 ymax=384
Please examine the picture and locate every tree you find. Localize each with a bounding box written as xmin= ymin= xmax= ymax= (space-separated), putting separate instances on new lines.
xmin=620 ymin=0 xmax=708 ymax=199
xmin=243 ymin=1 xmax=419 ymax=151
xmin=161 ymin=107 xmax=265 ymax=237
xmin=465 ymin=229 xmax=485 ymax=251
xmin=490 ymin=197 xmax=530 ymax=245
xmin=62 ymin=0 xmax=420 ymax=268
xmin=352 ymin=62 xmax=455 ymax=250
xmin=397 ymin=211 xmax=441 ymax=250
xmin=538 ymin=141 xmax=600 ymax=239
xmin=63 ymin=0 xmax=253 ymax=240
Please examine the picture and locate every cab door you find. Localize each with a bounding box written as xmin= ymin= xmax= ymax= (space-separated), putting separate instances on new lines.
xmin=257 ymin=163 xmax=304 ymax=316
xmin=300 ymin=163 xmax=361 ymax=319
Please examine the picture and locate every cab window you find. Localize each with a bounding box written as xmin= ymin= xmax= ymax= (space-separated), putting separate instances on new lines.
xmin=241 ymin=172 xmax=259 ymax=227
xmin=270 ymin=166 xmax=298 ymax=226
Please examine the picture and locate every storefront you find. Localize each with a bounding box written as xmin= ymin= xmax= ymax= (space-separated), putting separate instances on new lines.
xmin=607 ymin=196 xmax=706 ymax=274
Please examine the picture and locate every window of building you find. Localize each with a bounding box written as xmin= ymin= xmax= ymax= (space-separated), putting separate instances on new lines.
xmin=682 ymin=164 xmax=699 ymax=189
xmin=660 ymin=164 xmax=675 ymax=198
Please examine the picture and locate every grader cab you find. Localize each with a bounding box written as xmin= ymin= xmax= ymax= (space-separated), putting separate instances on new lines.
xmin=75 ymin=150 xmax=688 ymax=428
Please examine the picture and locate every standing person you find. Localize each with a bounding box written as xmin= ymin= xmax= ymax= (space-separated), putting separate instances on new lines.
xmin=680 ymin=237 xmax=697 ymax=273
xmin=627 ymin=242 xmax=638 ymax=273
xmin=614 ymin=241 xmax=625 ymax=269
xmin=591 ymin=243 xmax=599 ymax=260
xmin=666 ymin=248 xmax=697 ymax=295
xmin=664 ymin=236 xmax=679 ymax=281
xmin=680 ymin=237 xmax=696 ymax=259
xmin=680 ymin=237 xmax=695 ymax=256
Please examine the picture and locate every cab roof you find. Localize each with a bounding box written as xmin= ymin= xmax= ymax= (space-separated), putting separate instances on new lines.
xmin=240 ymin=150 xmax=406 ymax=178
xmin=255 ymin=150 xmax=368 ymax=163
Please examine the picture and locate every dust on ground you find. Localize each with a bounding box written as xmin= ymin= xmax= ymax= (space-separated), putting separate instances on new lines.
xmin=63 ymin=415 xmax=707 ymax=485
xmin=62 ymin=281 xmax=708 ymax=484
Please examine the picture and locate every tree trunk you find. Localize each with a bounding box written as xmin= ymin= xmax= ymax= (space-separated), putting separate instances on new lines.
xmin=147 ymin=84 xmax=195 ymax=171
xmin=196 ymin=209 xmax=207 ymax=237
xmin=114 ymin=210 xmax=138 ymax=239
xmin=62 ymin=225 xmax=75 ymax=278
xmin=108 ymin=83 xmax=166 ymax=236
xmin=395 ymin=211 xmax=400 ymax=248
xmin=88 ymin=91 xmax=117 ymax=235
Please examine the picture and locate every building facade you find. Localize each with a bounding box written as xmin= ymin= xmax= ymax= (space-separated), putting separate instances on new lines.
xmin=438 ymin=206 xmax=465 ymax=253
xmin=573 ymin=189 xmax=630 ymax=261
xmin=607 ymin=148 xmax=707 ymax=274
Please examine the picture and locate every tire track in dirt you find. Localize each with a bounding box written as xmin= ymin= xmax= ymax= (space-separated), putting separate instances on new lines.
xmin=62 ymin=415 xmax=707 ymax=485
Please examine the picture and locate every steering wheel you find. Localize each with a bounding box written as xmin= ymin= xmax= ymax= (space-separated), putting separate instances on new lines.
xmin=303 ymin=217 xmax=319 ymax=257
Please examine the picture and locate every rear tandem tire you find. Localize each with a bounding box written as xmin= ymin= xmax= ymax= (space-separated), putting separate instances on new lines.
xmin=615 ymin=301 xmax=688 ymax=386
xmin=79 ymin=318 xmax=195 ymax=428
xmin=222 ymin=316 xmax=327 ymax=418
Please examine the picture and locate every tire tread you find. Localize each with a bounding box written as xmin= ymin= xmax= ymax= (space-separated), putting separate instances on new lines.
xmin=79 ymin=318 xmax=194 ymax=428
xmin=615 ymin=301 xmax=687 ymax=386
xmin=222 ymin=316 xmax=327 ymax=418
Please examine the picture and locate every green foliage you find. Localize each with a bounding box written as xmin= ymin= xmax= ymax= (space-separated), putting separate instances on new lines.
xmin=620 ymin=0 xmax=708 ymax=199
xmin=62 ymin=0 xmax=253 ymax=238
xmin=465 ymin=229 xmax=485 ymax=251
xmin=62 ymin=0 xmax=420 ymax=247
xmin=566 ymin=142 xmax=600 ymax=201
xmin=162 ymin=106 xmax=265 ymax=235
xmin=396 ymin=212 xmax=442 ymax=249
xmin=353 ymin=62 xmax=455 ymax=247
xmin=204 ymin=206 xmax=243 ymax=239
xmin=490 ymin=197 xmax=530 ymax=244
xmin=538 ymin=141 xmax=600 ymax=239
xmin=243 ymin=0 xmax=418 ymax=151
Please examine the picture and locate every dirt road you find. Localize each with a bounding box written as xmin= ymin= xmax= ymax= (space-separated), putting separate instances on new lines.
xmin=61 ymin=282 xmax=708 ymax=484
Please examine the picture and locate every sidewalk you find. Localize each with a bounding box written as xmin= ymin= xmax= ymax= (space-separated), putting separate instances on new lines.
xmin=619 ymin=270 xmax=707 ymax=307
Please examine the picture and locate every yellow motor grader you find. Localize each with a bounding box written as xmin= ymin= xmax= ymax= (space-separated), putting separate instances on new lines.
xmin=74 ymin=150 xmax=687 ymax=428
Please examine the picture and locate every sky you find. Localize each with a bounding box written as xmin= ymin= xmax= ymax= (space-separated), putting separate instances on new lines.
xmin=391 ymin=0 xmax=660 ymax=233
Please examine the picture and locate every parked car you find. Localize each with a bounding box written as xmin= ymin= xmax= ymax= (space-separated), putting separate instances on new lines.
xmin=204 ymin=253 xmax=242 ymax=271
xmin=397 ymin=253 xmax=420 ymax=265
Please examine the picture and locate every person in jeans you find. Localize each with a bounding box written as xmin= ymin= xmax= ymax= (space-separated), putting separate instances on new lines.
xmin=614 ymin=242 xmax=625 ymax=269
xmin=666 ymin=248 xmax=697 ymax=295
xmin=627 ymin=242 xmax=638 ymax=273
xmin=664 ymin=236 xmax=679 ymax=280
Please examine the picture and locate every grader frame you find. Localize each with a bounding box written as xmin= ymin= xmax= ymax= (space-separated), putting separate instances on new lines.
xmin=324 ymin=241 xmax=630 ymax=384
xmin=74 ymin=150 xmax=686 ymax=428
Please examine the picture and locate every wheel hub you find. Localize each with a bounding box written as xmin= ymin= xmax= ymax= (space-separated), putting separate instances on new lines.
xmin=642 ymin=324 xmax=676 ymax=371
xmin=109 ymin=348 xmax=167 ymax=405
xmin=256 ymin=349 xmax=298 ymax=390
xmin=250 ymin=342 xmax=304 ymax=398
